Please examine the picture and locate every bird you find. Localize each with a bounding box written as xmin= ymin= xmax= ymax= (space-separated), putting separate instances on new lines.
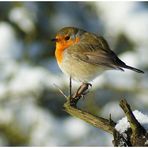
xmin=52 ymin=27 xmax=144 ymax=104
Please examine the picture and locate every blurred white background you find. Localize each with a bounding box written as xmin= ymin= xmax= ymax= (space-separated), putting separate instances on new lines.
xmin=0 ymin=1 xmax=147 ymax=146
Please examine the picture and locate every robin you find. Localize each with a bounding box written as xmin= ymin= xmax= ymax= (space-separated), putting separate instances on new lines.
xmin=52 ymin=27 xmax=144 ymax=104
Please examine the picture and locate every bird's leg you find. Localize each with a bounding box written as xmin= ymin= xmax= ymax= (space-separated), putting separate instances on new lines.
xmin=69 ymin=77 xmax=76 ymax=107
xmin=69 ymin=78 xmax=92 ymax=106
xmin=71 ymin=82 xmax=92 ymax=105
xmin=69 ymin=76 xmax=72 ymax=99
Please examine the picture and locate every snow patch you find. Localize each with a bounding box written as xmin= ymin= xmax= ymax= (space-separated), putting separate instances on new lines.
xmin=115 ymin=110 xmax=148 ymax=133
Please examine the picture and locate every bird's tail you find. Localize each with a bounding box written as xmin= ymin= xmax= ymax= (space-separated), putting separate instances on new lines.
xmin=122 ymin=64 xmax=144 ymax=73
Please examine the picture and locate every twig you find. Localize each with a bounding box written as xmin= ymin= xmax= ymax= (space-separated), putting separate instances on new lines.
xmin=53 ymin=84 xmax=68 ymax=99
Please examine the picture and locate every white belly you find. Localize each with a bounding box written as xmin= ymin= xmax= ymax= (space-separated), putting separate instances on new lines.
xmin=58 ymin=54 xmax=106 ymax=82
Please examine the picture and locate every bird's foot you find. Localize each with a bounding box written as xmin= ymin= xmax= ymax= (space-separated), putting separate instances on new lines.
xmin=72 ymin=83 xmax=92 ymax=99
xmin=70 ymin=83 xmax=92 ymax=106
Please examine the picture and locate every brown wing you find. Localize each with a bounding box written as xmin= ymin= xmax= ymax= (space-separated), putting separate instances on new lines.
xmin=67 ymin=33 xmax=144 ymax=73
xmin=68 ymin=36 xmax=126 ymax=71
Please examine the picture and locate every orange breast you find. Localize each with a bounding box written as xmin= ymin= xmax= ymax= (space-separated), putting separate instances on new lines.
xmin=55 ymin=37 xmax=80 ymax=64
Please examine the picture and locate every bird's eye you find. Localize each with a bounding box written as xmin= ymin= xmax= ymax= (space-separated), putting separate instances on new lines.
xmin=65 ymin=36 xmax=70 ymax=41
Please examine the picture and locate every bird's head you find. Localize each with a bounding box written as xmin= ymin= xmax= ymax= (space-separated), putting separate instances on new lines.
xmin=52 ymin=27 xmax=85 ymax=63
xmin=52 ymin=27 xmax=85 ymax=51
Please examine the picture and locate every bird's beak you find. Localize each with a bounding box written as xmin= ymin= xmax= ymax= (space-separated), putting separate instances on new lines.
xmin=51 ymin=38 xmax=58 ymax=42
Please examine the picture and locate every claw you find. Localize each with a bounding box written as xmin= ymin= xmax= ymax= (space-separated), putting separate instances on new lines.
xmin=72 ymin=83 xmax=92 ymax=100
xmin=69 ymin=81 xmax=92 ymax=106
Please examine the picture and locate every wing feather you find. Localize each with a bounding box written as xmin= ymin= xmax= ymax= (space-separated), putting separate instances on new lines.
xmin=68 ymin=40 xmax=126 ymax=71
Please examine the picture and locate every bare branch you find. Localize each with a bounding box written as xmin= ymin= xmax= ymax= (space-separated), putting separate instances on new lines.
xmin=64 ymin=98 xmax=116 ymax=134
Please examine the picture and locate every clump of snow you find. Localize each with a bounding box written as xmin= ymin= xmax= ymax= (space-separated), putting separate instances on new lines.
xmin=115 ymin=110 xmax=148 ymax=133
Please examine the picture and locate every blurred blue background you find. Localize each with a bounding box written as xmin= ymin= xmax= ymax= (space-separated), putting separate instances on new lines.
xmin=0 ymin=1 xmax=148 ymax=146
